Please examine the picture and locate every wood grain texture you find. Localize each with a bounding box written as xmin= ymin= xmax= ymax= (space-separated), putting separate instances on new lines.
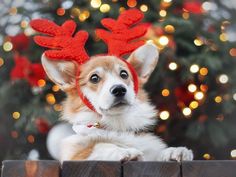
xmin=182 ymin=160 xmax=236 ymax=177
xmin=1 ymin=160 xmax=60 ymax=177
xmin=123 ymin=161 xmax=181 ymax=177
xmin=62 ymin=161 xmax=121 ymax=177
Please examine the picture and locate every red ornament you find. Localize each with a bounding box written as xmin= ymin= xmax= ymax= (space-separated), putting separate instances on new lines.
xmin=10 ymin=55 xmax=46 ymax=86
xmin=9 ymin=33 xmax=30 ymax=51
xmin=183 ymin=1 xmax=203 ymax=14
xmin=35 ymin=118 xmax=51 ymax=134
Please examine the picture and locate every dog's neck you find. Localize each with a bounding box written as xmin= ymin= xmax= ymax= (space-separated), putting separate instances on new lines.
xmin=62 ymin=98 xmax=157 ymax=132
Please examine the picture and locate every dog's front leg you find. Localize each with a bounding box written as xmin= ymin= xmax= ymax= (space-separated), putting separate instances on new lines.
xmin=87 ymin=143 xmax=144 ymax=161
xmin=159 ymin=147 xmax=193 ymax=162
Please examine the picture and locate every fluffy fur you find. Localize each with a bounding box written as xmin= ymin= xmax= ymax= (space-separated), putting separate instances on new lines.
xmin=41 ymin=43 xmax=193 ymax=162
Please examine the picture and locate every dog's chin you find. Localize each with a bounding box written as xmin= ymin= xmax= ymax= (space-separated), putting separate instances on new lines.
xmin=99 ymin=100 xmax=131 ymax=115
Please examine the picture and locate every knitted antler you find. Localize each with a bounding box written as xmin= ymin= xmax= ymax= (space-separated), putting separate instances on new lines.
xmin=30 ymin=19 xmax=89 ymax=63
xmin=96 ymin=9 xmax=149 ymax=57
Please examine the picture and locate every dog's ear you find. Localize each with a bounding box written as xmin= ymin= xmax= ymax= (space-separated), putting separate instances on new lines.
xmin=41 ymin=54 xmax=77 ymax=91
xmin=127 ymin=43 xmax=159 ymax=83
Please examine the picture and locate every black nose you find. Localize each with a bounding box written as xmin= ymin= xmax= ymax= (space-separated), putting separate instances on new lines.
xmin=110 ymin=85 xmax=127 ymax=97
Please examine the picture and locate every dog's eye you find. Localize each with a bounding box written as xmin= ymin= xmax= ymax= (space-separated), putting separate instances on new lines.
xmin=90 ymin=74 xmax=100 ymax=84
xmin=120 ymin=70 xmax=129 ymax=79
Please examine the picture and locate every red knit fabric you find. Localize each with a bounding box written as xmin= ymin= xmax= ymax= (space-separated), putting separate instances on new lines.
xmin=30 ymin=9 xmax=147 ymax=112
xmin=96 ymin=9 xmax=148 ymax=57
xmin=30 ymin=19 xmax=89 ymax=63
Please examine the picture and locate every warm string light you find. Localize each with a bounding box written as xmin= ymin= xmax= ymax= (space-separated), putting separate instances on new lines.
xmin=203 ymin=153 xmax=211 ymax=160
xmin=182 ymin=107 xmax=192 ymax=117
xmin=194 ymin=91 xmax=204 ymax=100
xmin=140 ymin=4 xmax=148 ymax=12
xmin=119 ymin=7 xmax=126 ymax=13
xmin=194 ymin=38 xmax=204 ymax=46
xmin=161 ymin=0 xmax=172 ymax=9
xmin=159 ymin=110 xmax=170 ymax=120
xmin=218 ymin=74 xmax=229 ymax=84
xmin=46 ymin=93 xmax=56 ymax=105
xmin=231 ymin=149 xmax=236 ymax=158
xmin=71 ymin=8 xmax=90 ymax=21
xmin=159 ymin=35 xmax=169 ymax=46
xmin=164 ymin=25 xmax=175 ymax=33
xmin=37 ymin=79 xmax=46 ymax=88
xmin=214 ymin=96 xmax=222 ymax=103
xmin=159 ymin=10 xmax=167 ymax=17
xmin=57 ymin=8 xmax=66 ymax=16
xmin=200 ymin=84 xmax=208 ymax=92
xmin=12 ymin=112 xmax=20 ymax=120
xmin=188 ymin=84 xmax=197 ymax=93
xmin=162 ymin=89 xmax=170 ymax=97
xmin=79 ymin=10 xmax=90 ymax=22
xmin=100 ymin=4 xmax=111 ymax=13
xmin=90 ymin=0 xmax=102 ymax=8
xmin=168 ymin=62 xmax=178 ymax=70
xmin=3 ymin=41 xmax=13 ymax=52
xmin=127 ymin=0 xmax=137 ymax=8
xmin=199 ymin=67 xmax=208 ymax=76
xmin=189 ymin=101 xmax=199 ymax=109
xmin=52 ymin=85 xmax=60 ymax=92
xmin=190 ymin=64 xmax=200 ymax=73
xmin=71 ymin=7 xmax=80 ymax=17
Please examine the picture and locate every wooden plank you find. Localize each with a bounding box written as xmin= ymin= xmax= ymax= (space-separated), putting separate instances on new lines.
xmin=1 ymin=160 xmax=60 ymax=177
xmin=123 ymin=161 xmax=181 ymax=177
xmin=182 ymin=160 xmax=236 ymax=177
xmin=62 ymin=161 xmax=121 ymax=177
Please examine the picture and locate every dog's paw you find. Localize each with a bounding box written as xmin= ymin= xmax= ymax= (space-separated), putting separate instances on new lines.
xmin=88 ymin=144 xmax=144 ymax=161
xmin=120 ymin=148 xmax=144 ymax=162
xmin=160 ymin=147 xmax=193 ymax=162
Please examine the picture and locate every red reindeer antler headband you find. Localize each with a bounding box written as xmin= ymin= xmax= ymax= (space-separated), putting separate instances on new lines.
xmin=30 ymin=9 xmax=148 ymax=112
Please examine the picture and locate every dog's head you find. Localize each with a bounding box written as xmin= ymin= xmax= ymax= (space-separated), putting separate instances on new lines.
xmin=41 ymin=43 xmax=159 ymax=116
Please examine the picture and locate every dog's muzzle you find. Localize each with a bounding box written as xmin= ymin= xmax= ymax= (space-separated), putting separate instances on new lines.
xmin=110 ymin=84 xmax=127 ymax=98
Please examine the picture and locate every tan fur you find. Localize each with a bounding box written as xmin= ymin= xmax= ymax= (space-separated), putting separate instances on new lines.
xmin=62 ymin=88 xmax=87 ymax=117
xmin=71 ymin=143 xmax=95 ymax=160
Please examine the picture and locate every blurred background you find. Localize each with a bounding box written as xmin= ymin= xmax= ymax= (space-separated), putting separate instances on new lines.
xmin=0 ymin=0 xmax=236 ymax=162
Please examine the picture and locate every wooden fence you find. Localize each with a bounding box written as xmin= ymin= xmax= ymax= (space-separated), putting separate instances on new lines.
xmin=1 ymin=160 xmax=236 ymax=177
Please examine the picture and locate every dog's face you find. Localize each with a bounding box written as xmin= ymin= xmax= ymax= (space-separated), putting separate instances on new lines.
xmin=41 ymin=43 xmax=159 ymax=116
xmin=79 ymin=56 xmax=135 ymax=115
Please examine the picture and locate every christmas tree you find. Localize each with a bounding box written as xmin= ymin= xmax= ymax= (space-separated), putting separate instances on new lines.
xmin=0 ymin=0 xmax=236 ymax=161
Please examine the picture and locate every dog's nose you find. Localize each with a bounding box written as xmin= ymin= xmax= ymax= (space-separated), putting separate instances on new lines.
xmin=110 ymin=85 xmax=127 ymax=97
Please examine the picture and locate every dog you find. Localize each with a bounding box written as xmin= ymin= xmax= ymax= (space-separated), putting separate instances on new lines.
xmin=41 ymin=43 xmax=193 ymax=162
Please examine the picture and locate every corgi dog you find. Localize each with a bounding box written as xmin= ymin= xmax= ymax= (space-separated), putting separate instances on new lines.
xmin=41 ymin=43 xmax=193 ymax=162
